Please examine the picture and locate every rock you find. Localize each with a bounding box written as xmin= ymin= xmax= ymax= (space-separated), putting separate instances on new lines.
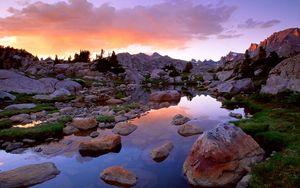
xmin=79 ymin=135 xmax=121 ymax=156
xmin=84 ymin=95 xmax=98 ymax=103
xmin=151 ymin=142 xmax=174 ymax=162
xmin=261 ymin=54 xmax=300 ymax=94
xmin=149 ymin=90 xmax=181 ymax=102
xmin=183 ymin=123 xmax=264 ymax=187
xmin=172 ymin=114 xmax=190 ymax=126
xmin=236 ymin=174 xmax=251 ymax=188
xmin=90 ymin=131 xmax=100 ymax=138
xmin=106 ymin=98 xmax=124 ymax=105
xmin=22 ymin=139 xmax=36 ymax=144
xmin=55 ymin=79 xmax=82 ymax=94
xmin=63 ymin=126 xmax=79 ymax=135
xmin=112 ymin=122 xmax=137 ymax=136
xmin=4 ymin=103 xmax=36 ymax=110
xmin=100 ymin=166 xmax=137 ymax=187
xmin=0 ymin=91 xmax=16 ymax=101
xmin=229 ymin=112 xmax=243 ymax=119
xmin=0 ymin=162 xmax=60 ymax=188
xmin=72 ymin=117 xmax=97 ymax=130
xmin=98 ymin=123 xmax=115 ymax=129
xmin=217 ymin=70 xmax=234 ymax=81
xmin=5 ymin=142 xmax=23 ymax=152
xmin=178 ymin=124 xmax=203 ymax=136
xmin=9 ymin=113 xmax=31 ymax=123
xmin=217 ymin=78 xmax=253 ymax=94
xmin=50 ymin=88 xmax=71 ymax=98
xmin=56 ymin=74 xmax=65 ymax=80
xmin=115 ymin=115 xmax=128 ymax=123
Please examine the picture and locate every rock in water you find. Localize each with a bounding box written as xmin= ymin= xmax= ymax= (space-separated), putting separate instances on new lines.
xmin=72 ymin=117 xmax=97 ymax=130
xmin=112 ymin=122 xmax=137 ymax=136
xmin=100 ymin=166 xmax=137 ymax=187
xmin=149 ymin=90 xmax=181 ymax=102
xmin=151 ymin=142 xmax=174 ymax=162
xmin=177 ymin=124 xmax=203 ymax=136
xmin=183 ymin=123 xmax=264 ymax=187
xmin=0 ymin=162 xmax=60 ymax=188
xmin=79 ymin=135 xmax=121 ymax=156
xmin=171 ymin=114 xmax=190 ymax=125
xmin=229 ymin=112 xmax=243 ymax=119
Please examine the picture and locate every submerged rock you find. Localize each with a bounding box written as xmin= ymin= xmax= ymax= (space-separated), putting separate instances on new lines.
xmin=149 ymin=90 xmax=181 ymax=102
xmin=72 ymin=117 xmax=97 ymax=130
xmin=79 ymin=135 xmax=121 ymax=156
xmin=177 ymin=124 xmax=203 ymax=136
xmin=112 ymin=122 xmax=137 ymax=136
xmin=151 ymin=142 xmax=174 ymax=162
xmin=183 ymin=123 xmax=264 ymax=187
xmin=0 ymin=162 xmax=60 ymax=188
xmin=100 ymin=166 xmax=137 ymax=187
xmin=171 ymin=114 xmax=190 ymax=126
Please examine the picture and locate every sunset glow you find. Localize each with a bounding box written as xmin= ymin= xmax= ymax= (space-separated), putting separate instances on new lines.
xmin=0 ymin=0 xmax=299 ymax=60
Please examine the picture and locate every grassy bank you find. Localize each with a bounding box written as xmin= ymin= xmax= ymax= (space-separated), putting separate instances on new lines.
xmin=224 ymin=92 xmax=300 ymax=187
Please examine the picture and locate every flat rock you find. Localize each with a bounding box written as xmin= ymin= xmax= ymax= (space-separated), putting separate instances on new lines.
xmin=0 ymin=162 xmax=60 ymax=188
xmin=106 ymin=98 xmax=124 ymax=105
xmin=151 ymin=142 xmax=174 ymax=162
xmin=149 ymin=90 xmax=181 ymax=102
xmin=5 ymin=103 xmax=36 ymax=110
xmin=178 ymin=124 xmax=203 ymax=136
xmin=72 ymin=117 xmax=97 ymax=130
xmin=183 ymin=123 xmax=264 ymax=187
xmin=79 ymin=135 xmax=121 ymax=156
xmin=100 ymin=166 xmax=137 ymax=187
xmin=172 ymin=114 xmax=190 ymax=126
xmin=112 ymin=122 xmax=137 ymax=136
xmin=9 ymin=113 xmax=31 ymax=123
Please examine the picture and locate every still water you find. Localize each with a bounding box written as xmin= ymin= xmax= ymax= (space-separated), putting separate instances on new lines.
xmin=0 ymin=95 xmax=244 ymax=188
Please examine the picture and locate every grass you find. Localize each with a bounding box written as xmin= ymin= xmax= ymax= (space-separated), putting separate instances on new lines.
xmin=226 ymin=92 xmax=300 ymax=188
xmin=111 ymin=102 xmax=140 ymax=112
xmin=0 ymin=121 xmax=64 ymax=141
xmin=0 ymin=119 xmax=14 ymax=130
xmin=96 ymin=115 xmax=115 ymax=123
xmin=0 ymin=104 xmax=57 ymax=118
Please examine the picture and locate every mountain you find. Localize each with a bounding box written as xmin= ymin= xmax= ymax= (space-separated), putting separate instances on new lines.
xmin=248 ymin=28 xmax=300 ymax=57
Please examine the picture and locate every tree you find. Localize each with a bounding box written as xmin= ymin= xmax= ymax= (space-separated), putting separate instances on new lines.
xmin=73 ymin=50 xmax=90 ymax=62
xmin=258 ymin=46 xmax=266 ymax=60
xmin=54 ymin=55 xmax=59 ymax=64
xmin=183 ymin=61 xmax=193 ymax=73
xmin=240 ymin=50 xmax=253 ymax=77
xmin=169 ymin=68 xmax=180 ymax=83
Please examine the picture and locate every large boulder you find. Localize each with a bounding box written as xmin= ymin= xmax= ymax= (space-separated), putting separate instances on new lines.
xmin=0 ymin=162 xmax=60 ymax=188
xmin=79 ymin=135 xmax=121 ymax=156
xmin=261 ymin=54 xmax=300 ymax=94
xmin=100 ymin=166 xmax=137 ymax=187
xmin=183 ymin=123 xmax=264 ymax=187
xmin=149 ymin=90 xmax=181 ymax=102
xmin=55 ymin=80 xmax=82 ymax=94
xmin=217 ymin=70 xmax=234 ymax=82
xmin=72 ymin=117 xmax=97 ymax=130
xmin=216 ymin=78 xmax=253 ymax=94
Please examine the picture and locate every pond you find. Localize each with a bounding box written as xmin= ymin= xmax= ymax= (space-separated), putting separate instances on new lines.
xmin=0 ymin=95 xmax=245 ymax=188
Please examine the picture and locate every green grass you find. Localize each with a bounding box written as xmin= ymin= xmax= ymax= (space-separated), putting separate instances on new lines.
xmin=0 ymin=122 xmax=64 ymax=141
xmin=111 ymin=102 xmax=140 ymax=112
xmin=226 ymin=92 xmax=300 ymax=188
xmin=0 ymin=104 xmax=57 ymax=118
xmin=0 ymin=119 xmax=14 ymax=130
xmin=96 ymin=115 xmax=115 ymax=123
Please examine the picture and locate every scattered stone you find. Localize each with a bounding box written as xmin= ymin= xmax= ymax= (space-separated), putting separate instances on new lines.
xmin=236 ymin=174 xmax=251 ymax=188
xmin=63 ymin=126 xmax=79 ymax=135
xmin=98 ymin=123 xmax=115 ymax=129
xmin=229 ymin=112 xmax=243 ymax=119
xmin=151 ymin=142 xmax=174 ymax=162
xmin=72 ymin=117 xmax=97 ymax=130
xmin=90 ymin=131 xmax=100 ymax=138
xmin=183 ymin=123 xmax=265 ymax=187
xmin=0 ymin=91 xmax=16 ymax=101
xmin=100 ymin=166 xmax=137 ymax=187
xmin=9 ymin=113 xmax=31 ymax=123
xmin=112 ymin=122 xmax=137 ymax=136
xmin=10 ymin=148 xmax=26 ymax=154
xmin=0 ymin=162 xmax=60 ymax=188
xmin=115 ymin=115 xmax=128 ymax=123
xmin=172 ymin=114 xmax=190 ymax=125
xmin=79 ymin=135 xmax=121 ymax=156
xmin=178 ymin=124 xmax=203 ymax=136
xmin=4 ymin=103 xmax=36 ymax=110
xmin=149 ymin=90 xmax=181 ymax=102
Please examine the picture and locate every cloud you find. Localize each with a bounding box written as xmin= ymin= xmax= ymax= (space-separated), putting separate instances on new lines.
xmin=0 ymin=0 xmax=236 ymax=55
xmin=217 ymin=33 xmax=243 ymax=39
xmin=238 ymin=18 xmax=280 ymax=29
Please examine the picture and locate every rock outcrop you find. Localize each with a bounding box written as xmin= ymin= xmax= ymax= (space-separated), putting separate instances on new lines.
xmin=261 ymin=53 xmax=300 ymax=94
xmin=183 ymin=123 xmax=264 ymax=187
xmin=0 ymin=162 xmax=60 ymax=188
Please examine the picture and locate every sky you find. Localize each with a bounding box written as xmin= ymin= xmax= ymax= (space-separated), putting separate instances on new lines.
xmin=0 ymin=0 xmax=299 ymax=61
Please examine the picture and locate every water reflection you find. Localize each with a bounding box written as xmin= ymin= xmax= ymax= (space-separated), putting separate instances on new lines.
xmin=0 ymin=94 xmax=246 ymax=188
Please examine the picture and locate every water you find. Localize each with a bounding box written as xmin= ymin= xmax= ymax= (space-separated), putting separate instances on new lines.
xmin=0 ymin=95 xmax=245 ymax=188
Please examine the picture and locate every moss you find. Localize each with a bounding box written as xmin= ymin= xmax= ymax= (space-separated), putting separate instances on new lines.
xmin=115 ymin=91 xmax=126 ymax=99
xmin=0 ymin=119 xmax=13 ymax=130
xmin=112 ymin=102 xmax=140 ymax=112
xmin=0 ymin=122 xmax=64 ymax=141
xmin=58 ymin=115 xmax=73 ymax=124
xmin=0 ymin=104 xmax=57 ymax=118
xmin=96 ymin=115 xmax=115 ymax=123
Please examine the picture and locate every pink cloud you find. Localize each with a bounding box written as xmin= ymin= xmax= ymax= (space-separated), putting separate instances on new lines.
xmin=0 ymin=0 xmax=236 ymax=55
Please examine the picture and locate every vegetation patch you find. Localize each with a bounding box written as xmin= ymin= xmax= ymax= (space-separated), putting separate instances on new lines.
xmin=0 ymin=104 xmax=57 ymax=118
xmin=112 ymin=102 xmax=140 ymax=112
xmin=96 ymin=115 xmax=115 ymax=123
xmin=0 ymin=119 xmax=14 ymax=130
